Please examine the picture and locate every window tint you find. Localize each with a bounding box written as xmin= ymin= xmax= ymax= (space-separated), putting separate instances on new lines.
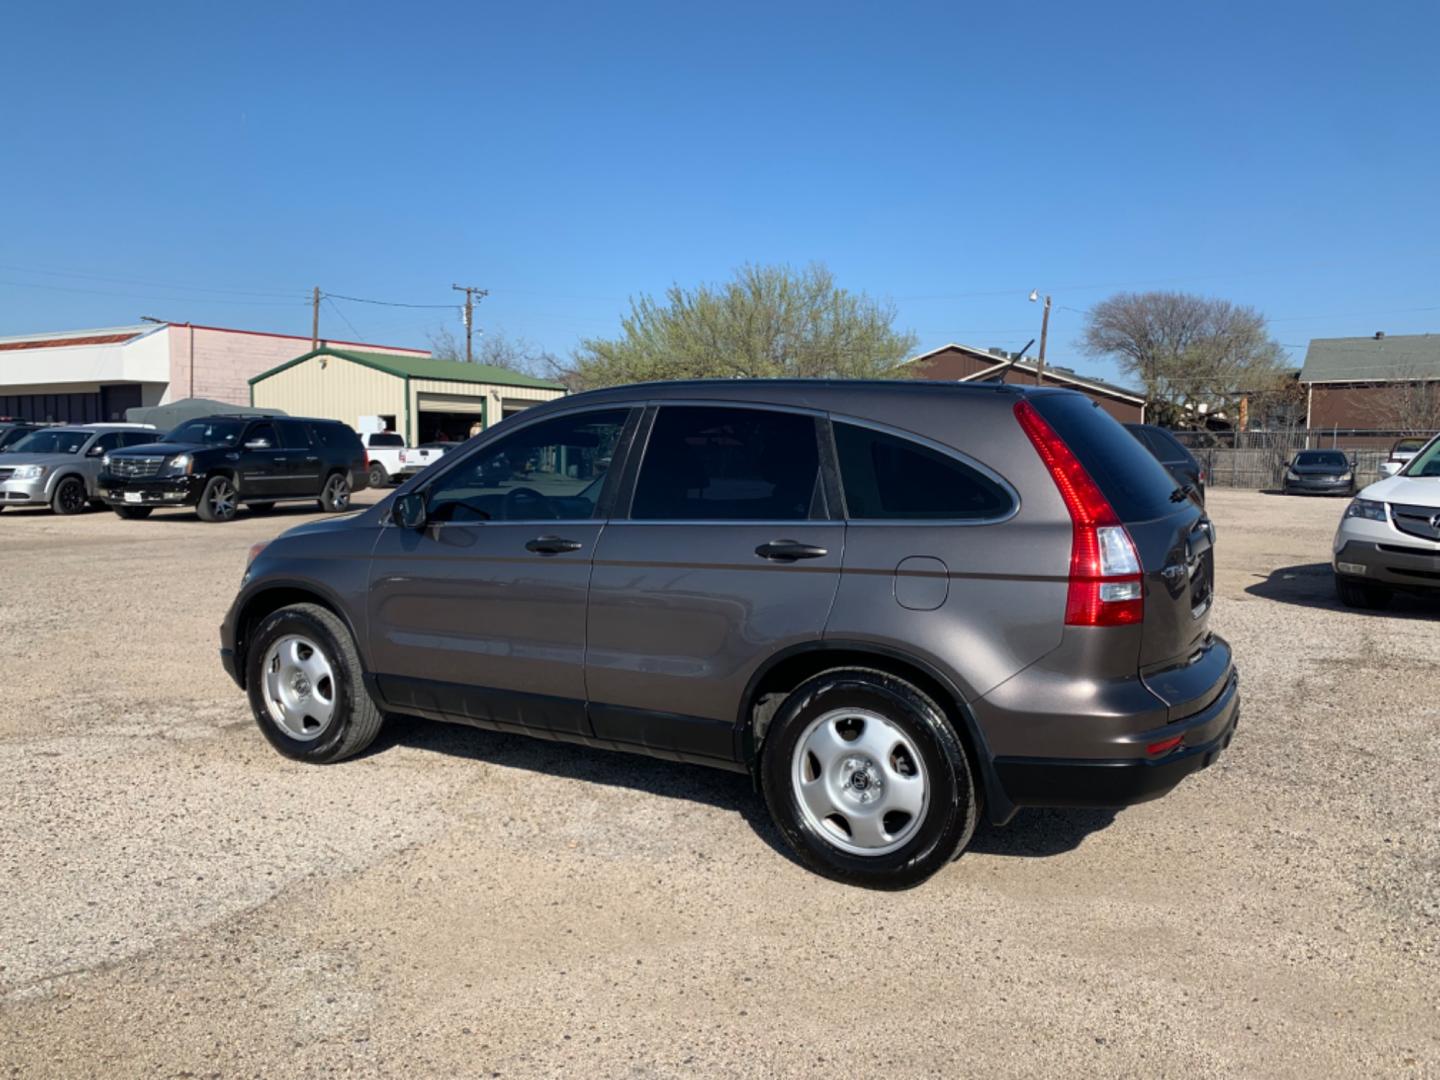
xmin=277 ymin=419 xmax=312 ymax=449
xmin=164 ymin=419 xmax=245 ymax=446
xmin=1145 ymin=427 xmax=1192 ymax=463
xmin=426 ymin=409 xmax=628 ymax=523
xmin=120 ymin=431 xmax=157 ymax=447
xmin=368 ymin=432 xmax=404 ymax=447
xmin=834 ymin=422 xmax=1012 ymax=520
xmin=1030 ymin=396 xmax=1181 ymax=521
xmin=632 ymin=406 xmax=819 ymax=521
xmin=246 ymin=422 xmax=279 ymax=448
xmin=90 ymin=432 xmax=124 ymax=453
xmin=1296 ymin=450 xmax=1348 ymax=467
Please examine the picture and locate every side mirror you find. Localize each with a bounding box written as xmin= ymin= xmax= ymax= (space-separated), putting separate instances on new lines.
xmin=393 ymin=491 xmax=427 ymax=529
xmin=86 ymin=445 xmax=105 ymax=457
xmin=1380 ymin=461 xmax=1401 ymax=477
xmin=245 ymin=438 xmax=272 ymax=450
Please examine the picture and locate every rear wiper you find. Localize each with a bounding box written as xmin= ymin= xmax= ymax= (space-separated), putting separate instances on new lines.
xmin=1170 ymin=483 xmax=1197 ymax=503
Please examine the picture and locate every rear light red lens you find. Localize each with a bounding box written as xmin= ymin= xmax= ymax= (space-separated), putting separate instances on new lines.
xmin=1013 ymin=399 xmax=1144 ymax=626
xmin=1146 ymin=734 xmax=1183 ymax=756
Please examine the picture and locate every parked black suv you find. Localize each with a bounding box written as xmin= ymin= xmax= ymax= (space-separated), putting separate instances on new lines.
xmin=222 ymin=381 xmax=1238 ymax=888
xmin=101 ymin=415 xmax=368 ymax=521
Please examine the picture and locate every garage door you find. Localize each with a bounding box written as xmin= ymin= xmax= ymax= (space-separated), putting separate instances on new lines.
xmin=416 ymin=392 xmax=488 ymax=444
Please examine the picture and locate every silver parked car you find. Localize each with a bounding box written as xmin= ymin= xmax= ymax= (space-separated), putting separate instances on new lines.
xmin=0 ymin=424 xmax=158 ymax=515
xmin=222 ymin=380 xmax=1239 ymax=888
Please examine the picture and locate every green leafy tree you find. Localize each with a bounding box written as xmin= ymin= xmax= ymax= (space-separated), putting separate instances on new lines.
xmin=1082 ymin=290 xmax=1291 ymax=428
xmin=567 ymin=263 xmax=917 ymax=389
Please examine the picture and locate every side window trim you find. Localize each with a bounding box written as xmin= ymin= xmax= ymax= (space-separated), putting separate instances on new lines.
xmin=619 ymin=402 xmax=828 ymax=524
xmin=401 ymin=404 xmax=640 ymax=525
xmin=825 ymin=413 xmax=1021 ymax=526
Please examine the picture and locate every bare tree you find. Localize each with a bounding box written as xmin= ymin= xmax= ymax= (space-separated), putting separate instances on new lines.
xmin=1082 ymin=291 xmax=1290 ymax=428
xmin=428 ymin=326 xmax=557 ymax=376
xmin=1357 ymin=367 xmax=1440 ymax=433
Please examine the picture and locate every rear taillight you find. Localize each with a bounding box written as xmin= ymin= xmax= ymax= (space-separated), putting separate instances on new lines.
xmin=1013 ymin=399 xmax=1144 ymax=626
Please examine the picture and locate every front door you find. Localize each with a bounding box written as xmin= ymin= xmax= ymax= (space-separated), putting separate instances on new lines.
xmin=237 ymin=420 xmax=288 ymax=499
xmin=585 ymin=404 xmax=843 ymax=764
xmin=275 ymin=419 xmax=320 ymax=496
xmin=367 ymin=407 xmax=633 ymax=737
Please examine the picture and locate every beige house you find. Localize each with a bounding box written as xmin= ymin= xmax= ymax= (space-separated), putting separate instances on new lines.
xmin=249 ymin=347 xmax=567 ymax=443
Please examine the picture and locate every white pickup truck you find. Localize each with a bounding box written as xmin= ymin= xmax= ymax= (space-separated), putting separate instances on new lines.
xmin=396 ymin=441 xmax=453 ymax=480
xmin=360 ymin=431 xmax=407 ymax=486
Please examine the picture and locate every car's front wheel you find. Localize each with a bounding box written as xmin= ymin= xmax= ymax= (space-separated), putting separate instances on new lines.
xmin=51 ymin=476 xmax=88 ymax=515
xmin=1336 ymin=575 xmax=1392 ymax=610
xmin=761 ymin=667 xmax=977 ymax=889
xmin=196 ymin=475 xmax=238 ymax=522
xmin=245 ymin=603 xmax=384 ymax=763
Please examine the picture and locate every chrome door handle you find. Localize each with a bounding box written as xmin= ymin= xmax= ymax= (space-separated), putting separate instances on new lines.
xmin=525 ymin=536 xmax=583 ymax=555
xmin=755 ymin=540 xmax=828 ymax=561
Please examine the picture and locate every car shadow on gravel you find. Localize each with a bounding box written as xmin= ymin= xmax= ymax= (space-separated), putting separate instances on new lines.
xmin=368 ymin=714 xmax=1120 ymax=864
xmin=1245 ymin=561 xmax=1440 ymax=618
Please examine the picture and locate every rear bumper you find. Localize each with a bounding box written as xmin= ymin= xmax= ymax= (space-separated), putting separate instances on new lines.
xmin=1334 ymin=539 xmax=1440 ymax=592
xmin=99 ymin=473 xmax=204 ymax=507
xmin=992 ymin=669 xmax=1240 ymax=808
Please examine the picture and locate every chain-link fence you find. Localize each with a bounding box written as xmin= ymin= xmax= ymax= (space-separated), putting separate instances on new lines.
xmin=1168 ymin=429 xmax=1421 ymax=490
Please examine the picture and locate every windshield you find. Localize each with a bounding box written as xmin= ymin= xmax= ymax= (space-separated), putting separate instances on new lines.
xmin=1402 ymin=437 xmax=1440 ymax=478
xmin=1295 ymin=451 xmax=1347 ymax=467
xmin=162 ymin=419 xmax=246 ymax=447
xmin=8 ymin=429 xmax=90 ymax=455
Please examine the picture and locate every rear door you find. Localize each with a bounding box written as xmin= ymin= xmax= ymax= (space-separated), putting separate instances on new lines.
xmin=1031 ymin=396 xmax=1224 ymax=715
xmin=584 ymin=403 xmax=842 ymax=764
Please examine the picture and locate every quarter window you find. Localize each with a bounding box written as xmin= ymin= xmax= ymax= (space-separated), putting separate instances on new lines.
xmin=631 ymin=406 xmax=820 ymax=521
xmin=833 ymin=422 xmax=1012 ymax=521
xmin=426 ymin=409 xmax=628 ymax=523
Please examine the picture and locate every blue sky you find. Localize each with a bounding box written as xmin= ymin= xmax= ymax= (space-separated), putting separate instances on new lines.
xmin=2 ymin=0 xmax=1436 ymax=384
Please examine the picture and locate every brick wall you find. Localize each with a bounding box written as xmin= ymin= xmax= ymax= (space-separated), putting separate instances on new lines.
xmin=165 ymin=326 xmax=426 ymax=406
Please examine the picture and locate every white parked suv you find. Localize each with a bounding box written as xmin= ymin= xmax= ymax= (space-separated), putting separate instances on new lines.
xmin=360 ymin=431 xmax=407 ymax=487
xmin=1333 ymin=434 xmax=1440 ymax=609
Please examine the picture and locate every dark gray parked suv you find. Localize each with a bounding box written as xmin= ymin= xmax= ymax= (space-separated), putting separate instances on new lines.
xmin=222 ymin=380 xmax=1239 ymax=888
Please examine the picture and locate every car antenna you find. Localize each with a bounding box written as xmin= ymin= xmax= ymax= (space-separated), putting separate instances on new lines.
xmin=980 ymin=339 xmax=1035 ymax=382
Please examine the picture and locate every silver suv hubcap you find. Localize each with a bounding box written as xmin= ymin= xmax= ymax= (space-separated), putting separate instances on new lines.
xmin=791 ymin=707 xmax=929 ymax=856
xmin=262 ymin=634 xmax=336 ymax=741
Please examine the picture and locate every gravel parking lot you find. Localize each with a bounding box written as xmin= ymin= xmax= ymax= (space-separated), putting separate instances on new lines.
xmin=1 ymin=489 xmax=1436 ymax=1078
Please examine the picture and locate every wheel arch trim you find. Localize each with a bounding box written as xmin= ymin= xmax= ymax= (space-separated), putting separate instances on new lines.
xmin=230 ymin=577 xmax=367 ymax=690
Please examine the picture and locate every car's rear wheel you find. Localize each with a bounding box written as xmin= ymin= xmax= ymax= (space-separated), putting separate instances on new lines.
xmin=761 ymin=667 xmax=976 ymax=890
xmin=51 ymin=476 xmax=88 ymax=515
xmin=368 ymin=462 xmax=388 ymax=488
xmin=319 ymin=472 xmax=351 ymax=513
xmin=113 ymin=506 xmax=153 ymax=520
xmin=245 ymin=602 xmax=383 ymax=763
xmin=196 ymin=475 xmax=238 ymax=522
xmin=1336 ymin=575 xmax=1392 ymax=610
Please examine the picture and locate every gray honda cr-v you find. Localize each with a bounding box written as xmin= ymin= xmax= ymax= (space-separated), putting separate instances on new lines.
xmin=221 ymin=380 xmax=1238 ymax=888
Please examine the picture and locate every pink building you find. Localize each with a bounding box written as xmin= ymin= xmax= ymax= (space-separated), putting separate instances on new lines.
xmin=0 ymin=322 xmax=427 ymax=423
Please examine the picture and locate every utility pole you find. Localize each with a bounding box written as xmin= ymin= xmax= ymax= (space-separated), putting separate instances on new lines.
xmin=452 ymin=283 xmax=489 ymax=363
xmin=1029 ymin=290 xmax=1052 ymax=385
xmin=311 ymin=286 xmax=321 ymax=350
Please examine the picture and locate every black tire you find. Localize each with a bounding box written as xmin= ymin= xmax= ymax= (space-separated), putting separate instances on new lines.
xmin=245 ymin=602 xmax=384 ymax=763
xmin=196 ymin=474 xmax=238 ymax=522
xmin=51 ymin=476 xmax=88 ymax=515
xmin=248 ymin=501 xmax=278 ymax=515
xmin=112 ymin=506 xmax=154 ymax=520
xmin=368 ymin=462 xmax=389 ymax=488
xmin=319 ymin=471 xmax=351 ymax=513
xmin=760 ymin=667 xmax=977 ymax=890
xmin=1336 ymin=575 xmax=1392 ymax=611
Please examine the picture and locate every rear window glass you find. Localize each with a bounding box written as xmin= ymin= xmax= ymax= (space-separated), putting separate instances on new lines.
xmin=368 ymin=432 xmax=404 ymax=447
xmin=834 ymin=422 xmax=1012 ymax=520
xmin=1145 ymin=427 xmax=1193 ymax=463
xmin=1296 ymin=451 xmax=1347 ymax=467
xmin=1030 ymin=395 xmax=1181 ymax=521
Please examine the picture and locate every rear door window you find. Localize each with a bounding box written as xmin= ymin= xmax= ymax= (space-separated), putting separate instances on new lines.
xmin=833 ymin=422 xmax=1012 ymax=520
xmin=1030 ymin=395 xmax=1180 ymax=521
xmin=631 ymin=406 xmax=820 ymax=521
xmin=119 ymin=431 xmax=157 ymax=447
xmin=277 ymin=419 xmax=313 ymax=449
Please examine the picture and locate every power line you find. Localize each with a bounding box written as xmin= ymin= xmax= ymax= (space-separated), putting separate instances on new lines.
xmin=325 ymin=292 xmax=456 ymax=309
xmin=324 ymin=296 xmax=364 ymax=341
